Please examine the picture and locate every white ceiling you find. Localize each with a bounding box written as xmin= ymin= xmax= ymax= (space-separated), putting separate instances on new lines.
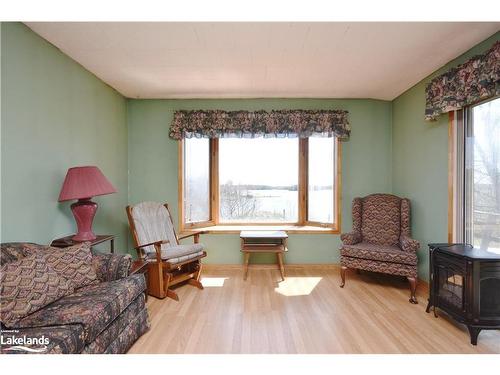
xmin=25 ymin=22 xmax=499 ymax=100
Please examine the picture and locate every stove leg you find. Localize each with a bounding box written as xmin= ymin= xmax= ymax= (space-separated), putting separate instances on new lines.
xmin=425 ymin=300 xmax=431 ymax=313
xmin=467 ymin=326 xmax=481 ymax=346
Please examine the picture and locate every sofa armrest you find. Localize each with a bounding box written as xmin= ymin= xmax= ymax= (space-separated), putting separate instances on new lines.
xmin=91 ymin=251 xmax=132 ymax=282
xmin=340 ymin=231 xmax=361 ymax=245
xmin=399 ymin=235 xmax=420 ymax=253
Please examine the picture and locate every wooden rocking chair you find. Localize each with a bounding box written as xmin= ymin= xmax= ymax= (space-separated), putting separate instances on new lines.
xmin=126 ymin=201 xmax=207 ymax=300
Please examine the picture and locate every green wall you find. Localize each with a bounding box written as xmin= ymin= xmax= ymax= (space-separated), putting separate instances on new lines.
xmin=392 ymin=32 xmax=500 ymax=280
xmin=2 ymin=21 xmax=498 ymax=276
xmin=127 ymin=99 xmax=393 ymax=263
xmin=1 ymin=23 xmax=129 ymax=251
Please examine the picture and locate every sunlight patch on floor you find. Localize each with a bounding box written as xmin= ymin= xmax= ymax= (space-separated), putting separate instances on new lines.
xmin=201 ymin=277 xmax=228 ymax=287
xmin=274 ymin=277 xmax=322 ymax=296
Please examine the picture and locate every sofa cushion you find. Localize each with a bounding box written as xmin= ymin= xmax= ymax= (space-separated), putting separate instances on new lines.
xmin=341 ymin=242 xmax=418 ymax=266
xmin=14 ymin=274 xmax=146 ymax=344
xmin=0 ymin=324 xmax=85 ymax=354
xmin=39 ymin=243 xmax=99 ymax=289
xmin=0 ymin=242 xmax=50 ymax=265
xmin=340 ymin=255 xmax=417 ymax=278
xmin=91 ymin=251 xmax=132 ymax=282
xmin=361 ymin=194 xmax=401 ymax=246
xmin=146 ymin=243 xmax=205 ymax=263
xmin=0 ymin=252 xmax=74 ymax=327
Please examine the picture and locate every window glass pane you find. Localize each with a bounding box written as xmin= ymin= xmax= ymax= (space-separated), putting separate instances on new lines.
xmin=467 ymin=98 xmax=500 ymax=251
xmin=184 ymin=138 xmax=210 ymax=223
xmin=219 ymin=138 xmax=298 ymax=223
xmin=308 ymin=137 xmax=335 ymax=223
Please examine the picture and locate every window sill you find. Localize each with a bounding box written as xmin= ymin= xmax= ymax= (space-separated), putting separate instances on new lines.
xmin=180 ymin=224 xmax=340 ymax=235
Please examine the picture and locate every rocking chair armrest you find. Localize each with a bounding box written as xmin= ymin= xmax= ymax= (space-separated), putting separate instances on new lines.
xmin=178 ymin=231 xmax=207 ymax=243
xmin=134 ymin=239 xmax=169 ymax=250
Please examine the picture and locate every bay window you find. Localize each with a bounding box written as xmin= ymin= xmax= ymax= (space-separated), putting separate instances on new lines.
xmin=179 ymin=136 xmax=341 ymax=232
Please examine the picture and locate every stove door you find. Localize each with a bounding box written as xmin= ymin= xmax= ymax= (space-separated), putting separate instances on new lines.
xmin=435 ymin=253 xmax=467 ymax=316
xmin=475 ymin=262 xmax=500 ymax=325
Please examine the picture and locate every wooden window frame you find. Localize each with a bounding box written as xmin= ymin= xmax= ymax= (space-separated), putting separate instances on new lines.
xmin=178 ymin=137 xmax=341 ymax=234
xmin=448 ymin=95 xmax=500 ymax=243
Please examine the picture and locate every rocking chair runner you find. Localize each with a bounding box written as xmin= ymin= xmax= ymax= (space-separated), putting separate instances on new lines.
xmin=126 ymin=201 xmax=207 ymax=300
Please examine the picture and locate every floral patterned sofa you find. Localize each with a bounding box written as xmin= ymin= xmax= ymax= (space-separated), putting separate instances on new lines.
xmin=0 ymin=242 xmax=150 ymax=354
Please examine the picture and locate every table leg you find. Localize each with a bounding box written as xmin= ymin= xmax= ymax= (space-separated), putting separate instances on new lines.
xmin=110 ymin=238 xmax=115 ymax=254
xmin=277 ymin=252 xmax=285 ymax=281
xmin=243 ymin=252 xmax=250 ymax=281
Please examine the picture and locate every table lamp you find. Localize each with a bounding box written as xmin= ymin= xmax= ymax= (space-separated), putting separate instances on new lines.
xmin=58 ymin=166 xmax=117 ymax=241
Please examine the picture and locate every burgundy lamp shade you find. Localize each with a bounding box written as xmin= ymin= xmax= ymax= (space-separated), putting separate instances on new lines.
xmin=58 ymin=166 xmax=116 ymax=241
xmin=58 ymin=166 xmax=116 ymax=202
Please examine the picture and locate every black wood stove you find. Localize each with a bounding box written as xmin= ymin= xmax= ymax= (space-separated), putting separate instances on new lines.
xmin=426 ymin=243 xmax=500 ymax=345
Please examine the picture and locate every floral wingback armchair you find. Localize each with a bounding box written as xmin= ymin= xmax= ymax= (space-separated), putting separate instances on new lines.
xmin=339 ymin=193 xmax=420 ymax=303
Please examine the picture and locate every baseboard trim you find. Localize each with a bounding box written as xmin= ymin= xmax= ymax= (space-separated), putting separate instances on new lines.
xmin=203 ymin=263 xmax=340 ymax=271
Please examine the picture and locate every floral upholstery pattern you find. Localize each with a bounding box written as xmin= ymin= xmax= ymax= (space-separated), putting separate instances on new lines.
xmin=0 ymin=242 xmax=149 ymax=354
xmin=341 ymin=243 xmax=417 ymax=265
xmin=339 ymin=231 xmax=361 ymax=245
xmin=0 ymin=242 xmax=49 ymax=264
xmin=99 ymin=309 xmax=150 ymax=354
xmin=361 ymin=194 xmax=401 ymax=246
xmin=15 ymin=274 xmax=146 ymax=344
xmin=83 ymin=294 xmax=149 ymax=354
xmin=341 ymin=256 xmax=417 ymax=278
xmin=1 ymin=252 xmax=74 ymax=327
xmin=91 ymin=251 xmax=132 ymax=282
xmin=425 ymin=41 xmax=499 ymax=121
xmin=169 ymin=109 xmax=350 ymax=140
xmin=399 ymin=235 xmax=420 ymax=253
xmin=36 ymin=243 xmax=99 ymax=289
xmin=340 ymin=194 xmax=419 ymax=280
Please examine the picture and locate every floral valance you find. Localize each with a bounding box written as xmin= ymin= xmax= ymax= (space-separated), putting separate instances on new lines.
xmin=425 ymin=41 xmax=500 ymax=121
xmin=169 ymin=109 xmax=350 ymax=140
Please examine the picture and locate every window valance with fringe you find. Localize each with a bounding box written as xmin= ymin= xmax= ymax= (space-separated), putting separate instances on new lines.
xmin=169 ymin=109 xmax=350 ymax=140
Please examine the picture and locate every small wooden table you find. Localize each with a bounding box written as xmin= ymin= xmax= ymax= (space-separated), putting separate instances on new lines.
xmin=50 ymin=234 xmax=115 ymax=253
xmin=240 ymin=231 xmax=288 ymax=281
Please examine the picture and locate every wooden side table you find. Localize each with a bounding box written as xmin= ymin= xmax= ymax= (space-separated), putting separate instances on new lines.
xmin=240 ymin=230 xmax=288 ymax=281
xmin=50 ymin=234 xmax=115 ymax=253
xmin=130 ymin=260 xmax=149 ymax=302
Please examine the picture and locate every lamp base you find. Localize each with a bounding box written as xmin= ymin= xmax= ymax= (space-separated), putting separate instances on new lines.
xmin=71 ymin=198 xmax=98 ymax=241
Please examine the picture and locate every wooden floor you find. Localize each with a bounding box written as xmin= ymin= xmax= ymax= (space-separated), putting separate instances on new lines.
xmin=128 ymin=265 xmax=500 ymax=354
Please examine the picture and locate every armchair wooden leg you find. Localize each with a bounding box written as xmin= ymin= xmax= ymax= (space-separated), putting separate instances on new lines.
xmin=407 ymin=276 xmax=418 ymax=304
xmin=340 ymin=266 xmax=347 ymax=288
